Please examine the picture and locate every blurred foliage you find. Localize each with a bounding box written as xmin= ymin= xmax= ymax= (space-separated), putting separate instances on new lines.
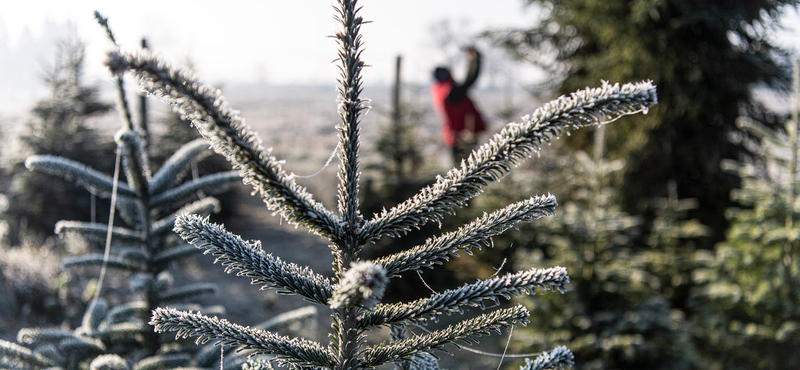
xmin=143 ymin=51 xmax=239 ymax=225
xmin=361 ymin=84 xmax=449 ymax=302
xmin=488 ymin=0 xmax=796 ymax=247
xmin=1 ymin=37 xmax=114 ymax=245
xmin=691 ymin=74 xmax=800 ymax=369
xmin=474 ymin=130 xmax=703 ymax=369
xmin=150 ymin=109 xmax=238 ymax=223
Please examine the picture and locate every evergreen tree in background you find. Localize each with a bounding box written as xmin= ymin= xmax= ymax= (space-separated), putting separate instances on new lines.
xmin=145 ymin=55 xmax=238 ymax=224
xmin=498 ymin=128 xmax=690 ymax=370
xmin=103 ymin=0 xmax=657 ymax=368
xmin=690 ymin=61 xmax=800 ymax=370
xmin=0 ymin=14 xmax=305 ymax=369
xmin=2 ymin=37 xmax=114 ymax=245
xmin=488 ymin=0 xmax=796 ymax=246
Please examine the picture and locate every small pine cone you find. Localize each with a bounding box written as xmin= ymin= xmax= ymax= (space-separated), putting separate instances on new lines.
xmin=329 ymin=262 xmax=388 ymax=309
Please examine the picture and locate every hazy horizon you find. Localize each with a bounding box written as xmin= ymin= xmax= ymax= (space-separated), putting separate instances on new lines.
xmin=1 ymin=1 xmax=798 ymax=116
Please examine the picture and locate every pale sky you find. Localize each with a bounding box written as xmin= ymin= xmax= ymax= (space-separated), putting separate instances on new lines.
xmin=1 ymin=1 xmax=798 ymax=115
xmin=0 ymin=0 xmax=540 ymax=87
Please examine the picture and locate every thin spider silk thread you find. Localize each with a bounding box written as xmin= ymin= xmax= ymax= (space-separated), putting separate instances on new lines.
xmin=411 ymin=323 xmax=543 ymax=358
xmin=192 ymin=160 xmax=207 ymax=198
xmin=416 ymin=271 xmax=438 ymax=294
xmin=496 ymin=326 xmax=513 ymax=370
xmin=85 ymin=148 xmax=122 ymax=322
xmin=289 ymin=142 xmax=340 ymax=179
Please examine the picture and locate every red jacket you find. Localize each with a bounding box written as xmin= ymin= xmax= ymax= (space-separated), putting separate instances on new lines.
xmin=432 ymin=79 xmax=486 ymax=147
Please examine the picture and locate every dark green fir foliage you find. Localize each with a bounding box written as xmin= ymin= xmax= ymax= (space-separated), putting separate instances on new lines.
xmin=488 ymin=0 xmax=796 ymax=247
xmin=102 ymin=1 xmax=656 ymax=369
xmin=690 ymin=62 xmax=800 ymax=370
xmin=0 ymin=14 xmax=249 ymax=370
xmin=641 ymin=181 xmax=708 ymax=309
xmin=500 ymin=128 xmax=690 ymax=370
xmin=2 ymin=37 xmax=114 ymax=245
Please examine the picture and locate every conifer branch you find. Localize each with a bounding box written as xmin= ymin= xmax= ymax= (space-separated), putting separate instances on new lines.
xmin=94 ymin=11 xmax=135 ymax=132
xmin=150 ymin=138 xmax=214 ymax=194
xmin=334 ymin=0 xmax=366 ymax=233
xmin=116 ymin=129 xmax=152 ymax=193
xmin=254 ymin=306 xmax=318 ymax=331
xmin=194 ymin=305 xmax=318 ymax=366
xmin=361 ymin=81 xmax=656 ymax=243
xmin=81 ymin=298 xmax=108 ymax=332
xmin=55 ymin=221 xmax=143 ymax=243
xmin=115 ymin=195 xmax=146 ymax=230
xmin=174 ymin=214 xmax=333 ymax=304
xmin=150 ymin=171 xmax=240 ymax=207
xmin=58 ymin=337 xmax=107 ymax=358
xmin=17 ymin=328 xmax=75 ymax=345
xmin=157 ymin=283 xmax=217 ymax=303
xmin=152 ymin=197 xmax=221 ymax=237
xmin=151 ymin=308 xmax=334 ymax=369
xmin=133 ymin=353 xmax=190 ymax=370
xmin=0 ymin=339 xmax=57 ymax=368
xmin=153 ymin=244 xmax=203 ymax=264
xmin=375 ymin=195 xmax=557 ymax=276
xmin=359 ymin=267 xmax=568 ymax=327
xmin=361 ymin=305 xmax=530 ymax=368
xmin=93 ymin=323 xmax=153 ymax=339
xmin=93 ymin=11 xmax=118 ymax=45
xmin=519 ymin=346 xmax=574 ymax=370
xmin=63 ymin=254 xmax=146 ymax=272
xmin=26 ymin=155 xmax=137 ymax=198
xmin=105 ymin=50 xmax=344 ymax=241
xmin=104 ymin=301 xmax=149 ymax=324
xmin=90 ymin=354 xmax=131 ymax=370
xmin=118 ymin=248 xmax=150 ymax=263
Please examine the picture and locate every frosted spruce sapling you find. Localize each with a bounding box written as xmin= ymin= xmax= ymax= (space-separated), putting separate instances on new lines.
xmin=0 ymin=14 xmax=247 ymax=370
xmin=691 ymin=60 xmax=800 ymax=370
xmin=104 ymin=0 xmax=657 ymax=368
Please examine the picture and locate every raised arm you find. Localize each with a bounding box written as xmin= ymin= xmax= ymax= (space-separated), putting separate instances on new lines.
xmin=447 ymin=48 xmax=481 ymax=103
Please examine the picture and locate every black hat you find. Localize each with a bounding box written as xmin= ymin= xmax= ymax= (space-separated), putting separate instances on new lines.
xmin=433 ymin=67 xmax=451 ymax=82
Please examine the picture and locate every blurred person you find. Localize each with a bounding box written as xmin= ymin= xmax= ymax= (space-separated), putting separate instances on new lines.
xmin=431 ymin=46 xmax=487 ymax=165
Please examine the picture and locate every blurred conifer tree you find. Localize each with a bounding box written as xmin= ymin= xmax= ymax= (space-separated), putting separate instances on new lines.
xmin=3 ymin=37 xmax=114 ymax=245
xmin=690 ymin=60 xmax=800 ymax=370
xmin=488 ymin=0 xmax=796 ymax=247
xmin=480 ymin=129 xmax=692 ymax=370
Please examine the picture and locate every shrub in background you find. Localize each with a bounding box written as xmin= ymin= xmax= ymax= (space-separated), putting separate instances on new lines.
xmin=1 ymin=37 xmax=114 ymax=246
xmin=104 ymin=0 xmax=657 ymax=369
xmin=0 ymin=14 xmax=260 ymax=369
xmin=503 ymin=129 xmax=693 ymax=370
xmin=691 ymin=61 xmax=800 ymax=370
xmin=488 ymin=0 xmax=794 ymax=249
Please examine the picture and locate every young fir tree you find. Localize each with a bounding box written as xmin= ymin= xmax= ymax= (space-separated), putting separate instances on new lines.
xmin=498 ymin=127 xmax=689 ymax=370
xmin=2 ymin=37 xmax=114 ymax=245
xmin=690 ymin=61 xmax=800 ymax=370
xmin=487 ymin=0 xmax=795 ymax=248
xmin=103 ymin=1 xmax=656 ymax=369
xmin=0 ymin=14 xmax=266 ymax=370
